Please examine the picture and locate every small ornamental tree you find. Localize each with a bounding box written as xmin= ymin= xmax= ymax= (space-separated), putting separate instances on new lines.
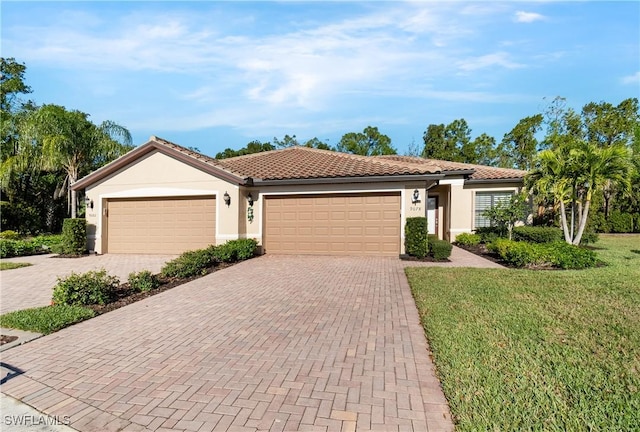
xmin=482 ymin=193 xmax=529 ymax=240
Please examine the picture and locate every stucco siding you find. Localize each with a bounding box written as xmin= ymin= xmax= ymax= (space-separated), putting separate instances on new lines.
xmin=84 ymin=151 xmax=238 ymax=253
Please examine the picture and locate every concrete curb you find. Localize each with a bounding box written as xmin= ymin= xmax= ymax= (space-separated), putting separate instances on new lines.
xmin=1 ymin=328 xmax=43 ymax=352
xmin=0 ymin=393 xmax=78 ymax=432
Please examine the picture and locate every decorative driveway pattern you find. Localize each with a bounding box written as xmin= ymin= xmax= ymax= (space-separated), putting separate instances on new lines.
xmin=1 ymin=255 xmax=455 ymax=431
xmin=0 ymin=254 xmax=175 ymax=314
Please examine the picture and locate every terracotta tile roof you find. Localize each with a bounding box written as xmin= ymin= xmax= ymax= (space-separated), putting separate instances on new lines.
xmin=150 ymin=136 xmax=233 ymax=172
xmin=375 ymin=155 xmax=527 ymax=181
xmin=152 ymin=137 xmax=525 ymax=181
xmin=214 ymin=146 xmax=443 ymax=180
xmin=74 ymin=136 xmax=525 ymax=190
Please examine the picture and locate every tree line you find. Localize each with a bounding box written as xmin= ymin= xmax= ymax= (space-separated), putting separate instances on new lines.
xmin=1 ymin=58 xmax=133 ymax=233
xmin=2 ymin=57 xmax=638 ymax=236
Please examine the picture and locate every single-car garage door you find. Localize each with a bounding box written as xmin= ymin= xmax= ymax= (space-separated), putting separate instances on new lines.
xmin=264 ymin=192 xmax=400 ymax=256
xmin=106 ymin=196 xmax=216 ymax=254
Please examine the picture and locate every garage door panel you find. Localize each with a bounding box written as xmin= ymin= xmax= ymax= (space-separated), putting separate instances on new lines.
xmin=264 ymin=193 xmax=399 ymax=256
xmin=107 ymin=196 xmax=215 ymax=254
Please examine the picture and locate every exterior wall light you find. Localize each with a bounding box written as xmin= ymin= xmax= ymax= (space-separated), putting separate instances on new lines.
xmin=84 ymin=196 xmax=94 ymax=209
xmin=223 ymin=191 xmax=231 ymax=207
xmin=412 ymin=189 xmax=421 ymax=204
xmin=247 ymin=193 xmax=254 ymax=207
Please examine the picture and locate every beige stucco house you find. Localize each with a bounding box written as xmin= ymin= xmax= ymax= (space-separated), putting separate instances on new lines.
xmin=71 ymin=136 xmax=526 ymax=256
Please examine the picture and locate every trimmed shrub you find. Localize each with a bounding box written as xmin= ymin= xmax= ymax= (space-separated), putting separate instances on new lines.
xmin=513 ymin=226 xmax=563 ymax=243
xmin=161 ymin=248 xmax=216 ymax=278
xmin=52 ymin=269 xmax=119 ymax=306
xmin=430 ymin=239 xmax=452 ymax=260
xmin=211 ymin=238 xmax=259 ymax=262
xmin=32 ymin=234 xmax=63 ymax=251
xmin=502 ymin=242 xmax=546 ymax=267
xmin=580 ymin=230 xmax=599 ymax=245
xmin=0 ymin=234 xmax=63 ymax=258
xmin=588 ymin=212 xmax=610 ymax=233
xmin=0 ymin=230 xmax=20 ymax=240
xmin=230 ymin=239 xmax=258 ymax=260
xmin=128 ymin=270 xmax=159 ymax=292
xmin=405 ymin=217 xmax=429 ymax=258
xmin=546 ymin=242 xmax=598 ymax=269
xmin=161 ymin=239 xmax=258 ymax=278
xmin=61 ymin=218 xmax=87 ymax=255
xmin=487 ymin=238 xmax=518 ymax=257
xmin=0 ymin=240 xmax=16 ymax=258
xmin=0 ymin=239 xmax=38 ymax=258
xmin=608 ymin=211 xmax=634 ymax=233
xmin=211 ymin=242 xmax=236 ymax=262
xmin=489 ymin=240 xmax=598 ymax=269
xmin=474 ymin=226 xmax=504 ymax=244
xmin=455 ymin=233 xmax=481 ymax=246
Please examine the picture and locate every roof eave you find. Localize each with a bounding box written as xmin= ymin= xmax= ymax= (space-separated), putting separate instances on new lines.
xmin=465 ymin=178 xmax=524 ymax=185
xmin=252 ymin=173 xmax=444 ymax=186
xmin=71 ymin=140 xmax=247 ymax=190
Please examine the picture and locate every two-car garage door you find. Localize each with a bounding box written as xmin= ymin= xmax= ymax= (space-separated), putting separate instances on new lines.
xmin=264 ymin=192 xmax=400 ymax=256
xmin=105 ymin=192 xmax=400 ymax=256
xmin=106 ymin=196 xmax=215 ymax=254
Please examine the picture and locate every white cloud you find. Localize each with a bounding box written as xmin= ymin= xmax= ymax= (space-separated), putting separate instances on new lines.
xmin=621 ymin=71 xmax=640 ymax=85
xmin=0 ymin=2 xmax=556 ymax=137
xmin=514 ymin=11 xmax=546 ymax=23
xmin=457 ymin=52 xmax=525 ymax=72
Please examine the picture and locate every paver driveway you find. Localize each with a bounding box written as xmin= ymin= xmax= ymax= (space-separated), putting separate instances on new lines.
xmin=1 ymin=255 xmax=454 ymax=431
xmin=0 ymin=254 xmax=175 ymax=314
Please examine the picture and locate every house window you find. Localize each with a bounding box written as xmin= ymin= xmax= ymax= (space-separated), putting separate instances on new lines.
xmin=475 ymin=191 xmax=513 ymax=228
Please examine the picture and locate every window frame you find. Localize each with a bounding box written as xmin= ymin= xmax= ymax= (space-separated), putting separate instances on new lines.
xmin=474 ymin=191 xmax=514 ymax=228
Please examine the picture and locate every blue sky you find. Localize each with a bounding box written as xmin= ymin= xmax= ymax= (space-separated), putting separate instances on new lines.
xmin=2 ymin=1 xmax=639 ymax=156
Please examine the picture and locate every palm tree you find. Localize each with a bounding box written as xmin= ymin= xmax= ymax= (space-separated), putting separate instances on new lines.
xmin=527 ymin=145 xmax=574 ymax=243
xmin=527 ymin=141 xmax=632 ymax=245
xmin=570 ymin=141 xmax=632 ymax=244
xmin=18 ymin=104 xmax=133 ymax=218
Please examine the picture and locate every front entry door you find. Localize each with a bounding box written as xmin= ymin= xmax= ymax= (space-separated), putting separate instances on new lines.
xmin=427 ymin=197 xmax=438 ymax=235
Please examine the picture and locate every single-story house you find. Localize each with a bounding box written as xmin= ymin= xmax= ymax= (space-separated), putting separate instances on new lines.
xmin=71 ymin=136 xmax=526 ymax=256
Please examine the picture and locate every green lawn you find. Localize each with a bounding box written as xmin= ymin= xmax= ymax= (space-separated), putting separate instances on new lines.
xmin=0 ymin=261 xmax=32 ymax=271
xmin=0 ymin=305 xmax=95 ymax=334
xmin=406 ymin=234 xmax=639 ymax=431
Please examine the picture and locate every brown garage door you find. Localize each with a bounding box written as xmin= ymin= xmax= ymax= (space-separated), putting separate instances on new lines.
xmin=264 ymin=192 xmax=400 ymax=256
xmin=106 ymin=196 xmax=215 ymax=254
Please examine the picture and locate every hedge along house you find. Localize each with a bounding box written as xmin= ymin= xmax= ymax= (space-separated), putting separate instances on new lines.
xmin=71 ymin=136 xmax=526 ymax=256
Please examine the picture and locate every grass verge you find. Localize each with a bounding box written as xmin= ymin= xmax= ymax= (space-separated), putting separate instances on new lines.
xmin=0 ymin=262 xmax=32 ymax=271
xmin=0 ymin=305 xmax=95 ymax=334
xmin=406 ymin=234 xmax=640 ymax=431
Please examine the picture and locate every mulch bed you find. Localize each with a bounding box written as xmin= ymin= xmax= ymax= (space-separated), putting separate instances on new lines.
xmin=400 ymin=255 xmax=451 ymax=263
xmin=2 ymin=261 xmax=237 ymax=347
xmin=1 ymin=335 xmax=19 ymax=345
xmin=456 ymin=243 xmax=607 ymax=270
xmin=456 ymin=243 xmax=506 ymax=265
xmin=456 ymin=243 xmax=555 ymax=269
xmin=52 ymin=253 xmax=91 ymax=259
xmin=86 ymin=262 xmax=233 ymax=315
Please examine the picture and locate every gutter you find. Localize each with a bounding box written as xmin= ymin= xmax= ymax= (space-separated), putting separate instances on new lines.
xmin=252 ymin=173 xmax=444 ymax=186
xmin=465 ymin=178 xmax=524 ymax=185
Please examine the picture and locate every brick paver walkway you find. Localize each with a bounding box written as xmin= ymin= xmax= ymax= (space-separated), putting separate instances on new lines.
xmin=0 ymin=254 xmax=175 ymax=314
xmin=1 ymin=255 xmax=456 ymax=431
